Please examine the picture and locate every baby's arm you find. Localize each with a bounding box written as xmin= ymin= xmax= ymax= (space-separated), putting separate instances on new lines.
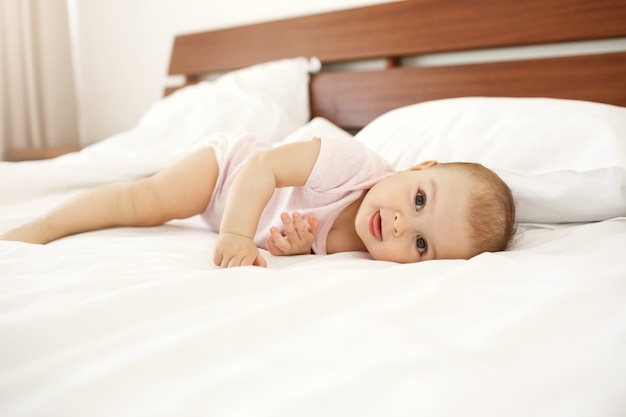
xmin=213 ymin=139 xmax=321 ymax=268
xmin=1 ymin=147 xmax=218 ymax=244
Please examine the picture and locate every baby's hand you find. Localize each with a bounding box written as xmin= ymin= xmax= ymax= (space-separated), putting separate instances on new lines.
xmin=266 ymin=212 xmax=319 ymax=256
xmin=214 ymin=233 xmax=267 ymax=268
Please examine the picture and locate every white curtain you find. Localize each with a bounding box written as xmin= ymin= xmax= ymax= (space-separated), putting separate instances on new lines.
xmin=0 ymin=0 xmax=78 ymax=159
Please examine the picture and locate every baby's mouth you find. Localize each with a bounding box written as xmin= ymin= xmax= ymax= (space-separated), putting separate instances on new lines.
xmin=369 ymin=210 xmax=383 ymax=241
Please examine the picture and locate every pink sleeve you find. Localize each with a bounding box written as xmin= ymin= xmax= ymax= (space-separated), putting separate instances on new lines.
xmin=305 ymin=136 xmax=394 ymax=192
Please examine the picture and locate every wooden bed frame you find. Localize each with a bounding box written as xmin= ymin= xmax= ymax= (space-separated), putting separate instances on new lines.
xmin=7 ymin=0 xmax=624 ymax=161
xmin=167 ymin=0 xmax=626 ymax=131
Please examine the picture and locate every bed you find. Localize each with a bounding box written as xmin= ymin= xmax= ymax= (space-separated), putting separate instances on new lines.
xmin=1 ymin=0 xmax=626 ymax=415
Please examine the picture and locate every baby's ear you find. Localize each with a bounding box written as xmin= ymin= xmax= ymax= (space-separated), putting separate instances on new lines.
xmin=408 ymin=160 xmax=438 ymax=171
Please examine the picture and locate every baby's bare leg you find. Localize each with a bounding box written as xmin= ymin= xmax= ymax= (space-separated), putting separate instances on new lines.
xmin=1 ymin=147 xmax=219 ymax=244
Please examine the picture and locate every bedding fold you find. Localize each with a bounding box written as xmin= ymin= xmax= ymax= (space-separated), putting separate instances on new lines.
xmin=1 ymin=57 xmax=314 ymax=202
xmin=1 ymin=217 xmax=625 ymax=416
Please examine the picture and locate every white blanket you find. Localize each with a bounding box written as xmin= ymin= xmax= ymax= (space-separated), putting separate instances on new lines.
xmin=1 ymin=186 xmax=625 ymax=416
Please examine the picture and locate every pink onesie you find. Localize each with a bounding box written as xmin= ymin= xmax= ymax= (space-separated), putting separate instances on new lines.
xmin=201 ymin=132 xmax=394 ymax=254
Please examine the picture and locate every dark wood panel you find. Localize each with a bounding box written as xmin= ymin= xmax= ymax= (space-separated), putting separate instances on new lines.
xmin=168 ymin=0 xmax=626 ymax=77
xmin=310 ymin=52 xmax=626 ymax=129
xmin=4 ymin=147 xmax=80 ymax=162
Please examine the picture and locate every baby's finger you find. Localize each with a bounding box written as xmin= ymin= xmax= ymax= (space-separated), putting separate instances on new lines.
xmin=306 ymin=214 xmax=320 ymax=233
xmin=213 ymin=251 xmax=223 ymax=267
xmin=266 ymin=228 xmax=285 ymax=255
xmin=217 ymin=252 xmax=235 ymax=268
xmin=267 ymin=227 xmax=289 ymax=255
xmin=281 ymin=212 xmax=298 ymax=239
xmin=254 ymin=254 xmax=267 ymax=267
xmin=292 ymin=212 xmax=307 ymax=235
xmin=231 ymin=253 xmax=258 ymax=268
xmin=272 ymin=228 xmax=293 ymax=253
xmin=266 ymin=238 xmax=279 ymax=255
xmin=225 ymin=256 xmax=239 ymax=268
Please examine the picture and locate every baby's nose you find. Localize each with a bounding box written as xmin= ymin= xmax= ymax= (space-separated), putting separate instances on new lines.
xmin=393 ymin=212 xmax=408 ymax=236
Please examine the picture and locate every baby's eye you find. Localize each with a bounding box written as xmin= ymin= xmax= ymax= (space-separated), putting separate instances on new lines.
xmin=415 ymin=191 xmax=426 ymax=211
xmin=416 ymin=236 xmax=428 ymax=254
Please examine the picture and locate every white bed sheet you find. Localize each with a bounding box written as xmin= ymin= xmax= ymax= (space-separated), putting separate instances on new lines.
xmin=1 ymin=179 xmax=626 ymax=416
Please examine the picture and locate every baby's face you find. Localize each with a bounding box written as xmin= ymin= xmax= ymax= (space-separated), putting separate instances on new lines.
xmin=355 ymin=163 xmax=475 ymax=263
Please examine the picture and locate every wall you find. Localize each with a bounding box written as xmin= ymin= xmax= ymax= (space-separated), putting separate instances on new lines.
xmin=68 ymin=0 xmax=399 ymax=146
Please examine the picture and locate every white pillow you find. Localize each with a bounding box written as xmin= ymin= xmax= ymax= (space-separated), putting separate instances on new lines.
xmin=278 ymin=116 xmax=353 ymax=145
xmin=354 ymin=97 xmax=626 ymax=223
xmin=82 ymin=57 xmax=317 ymax=167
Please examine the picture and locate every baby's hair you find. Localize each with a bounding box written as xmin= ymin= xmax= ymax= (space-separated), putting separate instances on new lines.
xmin=442 ymin=162 xmax=516 ymax=256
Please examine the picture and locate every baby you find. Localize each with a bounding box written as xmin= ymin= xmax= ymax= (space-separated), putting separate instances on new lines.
xmin=1 ymin=134 xmax=516 ymax=267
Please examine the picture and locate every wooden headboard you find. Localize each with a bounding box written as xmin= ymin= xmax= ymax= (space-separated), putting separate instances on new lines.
xmin=166 ymin=0 xmax=626 ymax=131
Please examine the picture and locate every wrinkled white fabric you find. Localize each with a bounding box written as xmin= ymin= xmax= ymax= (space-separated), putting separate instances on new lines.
xmin=0 ymin=57 xmax=314 ymax=203
xmin=1 ymin=187 xmax=625 ymax=416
